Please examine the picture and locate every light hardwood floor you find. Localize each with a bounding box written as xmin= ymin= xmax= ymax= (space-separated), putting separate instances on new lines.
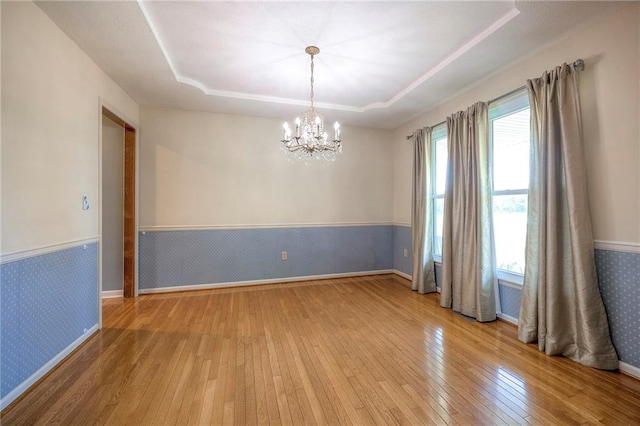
xmin=3 ymin=274 xmax=640 ymax=425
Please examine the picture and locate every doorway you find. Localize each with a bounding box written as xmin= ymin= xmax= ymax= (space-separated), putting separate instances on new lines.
xmin=101 ymin=106 xmax=136 ymax=298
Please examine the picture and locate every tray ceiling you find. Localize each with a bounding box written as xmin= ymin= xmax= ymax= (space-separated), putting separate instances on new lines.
xmin=36 ymin=1 xmax=624 ymax=129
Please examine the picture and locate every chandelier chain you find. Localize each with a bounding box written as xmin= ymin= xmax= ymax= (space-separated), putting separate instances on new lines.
xmin=310 ymin=54 xmax=315 ymax=112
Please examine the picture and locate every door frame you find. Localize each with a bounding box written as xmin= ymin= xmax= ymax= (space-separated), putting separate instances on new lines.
xmin=98 ymin=98 xmax=139 ymax=327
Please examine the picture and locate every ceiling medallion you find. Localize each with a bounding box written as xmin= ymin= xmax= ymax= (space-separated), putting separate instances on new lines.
xmin=281 ymin=46 xmax=341 ymax=161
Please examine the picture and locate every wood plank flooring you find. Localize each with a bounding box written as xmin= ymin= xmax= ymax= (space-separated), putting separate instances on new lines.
xmin=2 ymin=274 xmax=640 ymax=425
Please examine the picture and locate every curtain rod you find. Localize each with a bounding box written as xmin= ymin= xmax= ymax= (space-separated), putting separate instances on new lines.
xmin=406 ymin=58 xmax=585 ymax=140
xmin=405 ymin=121 xmax=445 ymax=140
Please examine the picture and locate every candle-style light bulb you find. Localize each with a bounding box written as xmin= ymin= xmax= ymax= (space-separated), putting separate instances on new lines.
xmin=315 ymin=116 xmax=321 ymax=137
xmin=334 ymin=122 xmax=340 ymax=140
xmin=283 ymin=122 xmax=289 ymax=140
xmin=295 ymin=117 xmax=300 ymax=138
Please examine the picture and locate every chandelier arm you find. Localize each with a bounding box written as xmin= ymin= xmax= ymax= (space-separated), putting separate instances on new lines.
xmin=283 ymin=143 xmax=305 ymax=152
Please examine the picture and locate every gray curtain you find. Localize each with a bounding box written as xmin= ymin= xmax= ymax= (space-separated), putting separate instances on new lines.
xmin=411 ymin=128 xmax=437 ymax=294
xmin=440 ymin=103 xmax=497 ymax=322
xmin=519 ymin=63 xmax=618 ymax=369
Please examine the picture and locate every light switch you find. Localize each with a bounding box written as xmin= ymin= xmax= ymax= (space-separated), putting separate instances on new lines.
xmin=82 ymin=195 xmax=90 ymax=210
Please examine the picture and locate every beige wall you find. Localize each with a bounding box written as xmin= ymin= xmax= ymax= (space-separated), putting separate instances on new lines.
xmin=393 ymin=3 xmax=640 ymax=244
xmin=139 ymin=106 xmax=394 ymax=227
xmin=1 ymin=2 xmax=139 ymax=253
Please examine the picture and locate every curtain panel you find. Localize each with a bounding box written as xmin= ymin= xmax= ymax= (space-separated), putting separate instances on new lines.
xmin=440 ymin=102 xmax=497 ymax=322
xmin=519 ymin=63 xmax=618 ymax=370
xmin=411 ymin=128 xmax=437 ymax=294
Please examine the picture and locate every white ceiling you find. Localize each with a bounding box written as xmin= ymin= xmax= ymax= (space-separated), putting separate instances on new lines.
xmin=36 ymin=1 xmax=624 ymax=129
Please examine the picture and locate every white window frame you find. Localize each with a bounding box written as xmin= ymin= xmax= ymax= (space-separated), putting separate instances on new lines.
xmin=431 ymin=123 xmax=447 ymax=264
xmin=489 ymin=89 xmax=530 ymax=286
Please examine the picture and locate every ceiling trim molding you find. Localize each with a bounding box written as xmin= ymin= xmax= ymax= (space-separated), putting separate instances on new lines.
xmin=138 ymin=1 xmax=519 ymax=113
xmin=177 ymin=76 xmax=364 ymax=112
xmin=361 ymin=5 xmax=520 ymax=112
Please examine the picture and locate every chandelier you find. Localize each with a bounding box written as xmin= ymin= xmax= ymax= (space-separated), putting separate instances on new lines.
xmin=281 ymin=46 xmax=342 ymax=161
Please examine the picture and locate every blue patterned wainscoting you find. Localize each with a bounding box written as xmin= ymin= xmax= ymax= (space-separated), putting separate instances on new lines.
xmin=498 ymin=283 xmax=522 ymax=320
xmin=139 ymin=225 xmax=393 ymax=291
xmin=392 ymin=225 xmax=412 ymax=276
xmin=596 ymin=249 xmax=640 ymax=371
xmin=0 ymin=243 xmax=99 ymax=405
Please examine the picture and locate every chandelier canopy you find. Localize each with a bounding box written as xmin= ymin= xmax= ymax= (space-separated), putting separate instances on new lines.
xmin=281 ymin=46 xmax=341 ymax=161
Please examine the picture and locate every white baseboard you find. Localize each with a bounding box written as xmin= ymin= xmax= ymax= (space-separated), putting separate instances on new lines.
xmin=0 ymin=323 xmax=99 ymax=411
xmin=620 ymin=361 xmax=640 ymax=379
xmin=393 ymin=270 xmax=412 ymax=280
xmin=102 ymin=290 xmax=123 ymax=299
xmin=392 ymin=271 xmax=442 ymax=294
xmin=497 ymin=312 xmax=519 ymax=325
xmin=138 ymin=270 xmax=396 ymax=294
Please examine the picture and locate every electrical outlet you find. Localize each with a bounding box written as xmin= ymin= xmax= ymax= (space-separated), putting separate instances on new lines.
xmin=403 ymin=248 xmax=408 ymax=258
xmin=281 ymin=251 xmax=288 ymax=261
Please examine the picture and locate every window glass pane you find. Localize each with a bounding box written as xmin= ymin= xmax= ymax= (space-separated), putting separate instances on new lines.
xmin=434 ymin=137 xmax=447 ymax=196
xmin=433 ymin=198 xmax=444 ymax=256
xmin=493 ymin=108 xmax=530 ymax=191
xmin=493 ymin=194 xmax=528 ymax=274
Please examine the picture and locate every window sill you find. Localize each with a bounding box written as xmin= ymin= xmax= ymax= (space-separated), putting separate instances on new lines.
xmin=497 ymin=270 xmax=524 ymax=287
xmin=432 ymin=256 xmax=523 ymax=287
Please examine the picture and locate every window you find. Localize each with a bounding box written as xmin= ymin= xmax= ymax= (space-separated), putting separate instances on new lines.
xmin=432 ymin=124 xmax=447 ymax=260
xmin=427 ymin=90 xmax=530 ymax=276
xmin=490 ymin=90 xmax=530 ymax=276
